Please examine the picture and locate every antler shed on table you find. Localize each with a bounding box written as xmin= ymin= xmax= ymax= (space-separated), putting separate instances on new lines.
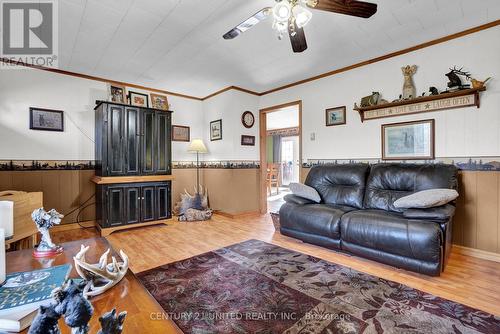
xmin=73 ymin=245 xmax=129 ymax=297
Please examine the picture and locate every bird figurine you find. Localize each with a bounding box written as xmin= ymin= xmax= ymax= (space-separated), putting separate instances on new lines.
xmin=471 ymin=77 xmax=491 ymax=89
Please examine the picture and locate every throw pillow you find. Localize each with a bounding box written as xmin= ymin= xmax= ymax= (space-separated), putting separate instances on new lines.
xmin=289 ymin=182 xmax=321 ymax=203
xmin=394 ymin=188 xmax=459 ymax=209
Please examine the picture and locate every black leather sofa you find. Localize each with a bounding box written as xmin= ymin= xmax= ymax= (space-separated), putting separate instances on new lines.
xmin=279 ymin=163 xmax=458 ymax=276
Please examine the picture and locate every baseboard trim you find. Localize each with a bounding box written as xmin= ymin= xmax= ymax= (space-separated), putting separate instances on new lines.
xmin=452 ymin=244 xmax=500 ymax=263
xmin=215 ymin=210 xmax=260 ymax=219
xmin=97 ymin=219 xmax=172 ymax=237
xmin=52 ymin=220 xmax=96 ymax=232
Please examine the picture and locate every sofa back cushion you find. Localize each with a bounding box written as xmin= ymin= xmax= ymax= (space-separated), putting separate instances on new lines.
xmin=364 ymin=163 xmax=458 ymax=212
xmin=305 ymin=164 xmax=370 ymax=209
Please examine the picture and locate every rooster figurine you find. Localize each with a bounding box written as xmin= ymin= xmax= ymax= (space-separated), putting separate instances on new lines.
xmin=471 ymin=77 xmax=491 ymax=89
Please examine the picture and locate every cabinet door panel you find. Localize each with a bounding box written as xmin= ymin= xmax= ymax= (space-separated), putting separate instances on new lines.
xmin=107 ymin=106 xmax=125 ymax=175
xmin=125 ymin=107 xmax=141 ymax=174
xmin=156 ymin=184 xmax=171 ymax=220
xmin=156 ymin=113 xmax=171 ymax=174
xmin=126 ymin=187 xmax=140 ymax=224
xmin=107 ymin=187 xmax=124 ymax=226
xmin=142 ymin=110 xmax=155 ymax=174
xmin=141 ymin=186 xmax=155 ymax=222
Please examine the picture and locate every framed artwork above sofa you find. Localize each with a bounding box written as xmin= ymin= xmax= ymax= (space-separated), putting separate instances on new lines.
xmin=382 ymin=119 xmax=435 ymax=160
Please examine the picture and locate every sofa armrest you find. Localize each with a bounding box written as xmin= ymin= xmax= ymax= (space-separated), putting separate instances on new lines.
xmin=403 ymin=204 xmax=455 ymax=221
xmin=283 ymin=194 xmax=315 ymax=205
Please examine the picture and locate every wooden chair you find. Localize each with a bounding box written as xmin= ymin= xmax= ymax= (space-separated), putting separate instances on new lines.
xmin=267 ymin=163 xmax=281 ymax=196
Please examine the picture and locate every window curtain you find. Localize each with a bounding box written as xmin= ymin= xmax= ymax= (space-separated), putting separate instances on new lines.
xmin=272 ymin=135 xmax=282 ymax=163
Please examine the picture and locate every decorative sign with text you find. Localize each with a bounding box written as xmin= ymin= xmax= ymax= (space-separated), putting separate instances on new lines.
xmin=359 ymin=91 xmax=480 ymax=121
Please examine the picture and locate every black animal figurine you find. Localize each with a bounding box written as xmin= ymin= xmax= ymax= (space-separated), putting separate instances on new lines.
xmin=28 ymin=305 xmax=61 ymax=334
xmin=429 ymin=87 xmax=439 ymax=95
xmin=53 ymin=280 xmax=94 ymax=334
xmin=97 ymin=309 xmax=127 ymax=334
xmin=446 ymin=66 xmax=471 ymax=89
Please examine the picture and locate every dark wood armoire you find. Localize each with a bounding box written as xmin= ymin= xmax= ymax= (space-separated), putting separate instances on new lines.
xmin=93 ymin=101 xmax=173 ymax=236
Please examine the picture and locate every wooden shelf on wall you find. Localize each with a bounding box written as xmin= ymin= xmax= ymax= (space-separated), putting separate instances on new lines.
xmin=354 ymin=87 xmax=486 ymax=122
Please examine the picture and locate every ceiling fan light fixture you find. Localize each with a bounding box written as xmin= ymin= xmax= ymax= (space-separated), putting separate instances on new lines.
xmin=273 ymin=1 xmax=292 ymax=21
xmin=292 ymin=5 xmax=312 ymax=28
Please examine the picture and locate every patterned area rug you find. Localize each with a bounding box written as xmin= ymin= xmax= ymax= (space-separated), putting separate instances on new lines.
xmin=137 ymin=239 xmax=500 ymax=334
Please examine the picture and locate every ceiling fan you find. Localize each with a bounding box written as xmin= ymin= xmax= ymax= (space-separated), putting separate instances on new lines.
xmin=223 ymin=0 xmax=377 ymax=53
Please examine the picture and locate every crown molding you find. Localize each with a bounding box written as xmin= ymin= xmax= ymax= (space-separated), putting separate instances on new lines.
xmin=201 ymin=19 xmax=500 ymax=100
xmin=259 ymin=19 xmax=500 ymax=96
xmin=0 ymin=57 xmax=203 ymax=101
xmin=201 ymin=85 xmax=261 ymax=101
xmin=2 ymin=19 xmax=499 ymax=102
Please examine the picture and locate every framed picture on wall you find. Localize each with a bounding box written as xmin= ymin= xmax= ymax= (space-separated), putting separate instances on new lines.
xmin=172 ymin=125 xmax=190 ymax=142
xmin=128 ymin=91 xmax=149 ymax=107
xmin=150 ymin=93 xmax=169 ymax=110
xmin=108 ymin=84 xmax=126 ymax=103
xmin=241 ymin=135 xmax=255 ymax=146
xmin=29 ymin=107 xmax=64 ymax=132
xmin=382 ymin=119 xmax=435 ymax=160
xmin=325 ymin=106 xmax=346 ymax=126
xmin=210 ymin=119 xmax=222 ymax=141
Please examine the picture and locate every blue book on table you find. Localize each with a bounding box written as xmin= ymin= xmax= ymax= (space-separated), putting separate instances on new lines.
xmin=0 ymin=264 xmax=71 ymax=314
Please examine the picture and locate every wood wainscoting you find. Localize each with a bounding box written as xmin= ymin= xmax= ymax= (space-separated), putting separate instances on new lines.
xmin=0 ymin=170 xmax=96 ymax=224
xmin=173 ymin=168 xmax=260 ymax=216
xmin=454 ymin=171 xmax=500 ymax=254
xmin=301 ymin=168 xmax=500 ymax=257
xmin=0 ymin=168 xmax=261 ymax=225
xmin=4 ymin=167 xmax=499 ymax=258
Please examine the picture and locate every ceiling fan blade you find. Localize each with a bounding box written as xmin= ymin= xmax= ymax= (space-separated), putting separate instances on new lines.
xmin=223 ymin=7 xmax=271 ymax=40
xmin=289 ymin=19 xmax=308 ymax=53
xmin=307 ymin=0 xmax=377 ymax=18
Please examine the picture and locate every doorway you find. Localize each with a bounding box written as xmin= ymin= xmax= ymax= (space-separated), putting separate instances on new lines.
xmin=281 ymin=136 xmax=300 ymax=186
xmin=259 ymin=101 xmax=302 ymax=214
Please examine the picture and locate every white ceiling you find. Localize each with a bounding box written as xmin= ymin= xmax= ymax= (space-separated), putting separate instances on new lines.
xmin=58 ymin=0 xmax=500 ymax=97
xmin=267 ymin=106 xmax=300 ymax=130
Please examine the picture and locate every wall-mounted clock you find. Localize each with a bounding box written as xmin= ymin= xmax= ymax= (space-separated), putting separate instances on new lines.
xmin=242 ymin=111 xmax=255 ymax=128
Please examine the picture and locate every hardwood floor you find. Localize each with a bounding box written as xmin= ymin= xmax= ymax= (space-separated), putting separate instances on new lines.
xmin=52 ymin=214 xmax=500 ymax=317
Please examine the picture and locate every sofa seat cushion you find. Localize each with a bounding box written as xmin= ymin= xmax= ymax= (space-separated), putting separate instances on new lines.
xmin=340 ymin=210 xmax=443 ymax=263
xmin=279 ymin=203 xmax=355 ymax=240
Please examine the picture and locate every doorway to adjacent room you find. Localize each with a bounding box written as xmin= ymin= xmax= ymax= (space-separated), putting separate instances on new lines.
xmin=259 ymin=101 xmax=302 ymax=214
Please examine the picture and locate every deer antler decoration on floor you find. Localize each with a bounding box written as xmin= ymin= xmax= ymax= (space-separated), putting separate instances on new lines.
xmin=174 ymin=186 xmax=213 ymax=222
xmin=73 ymin=245 xmax=129 ymax=298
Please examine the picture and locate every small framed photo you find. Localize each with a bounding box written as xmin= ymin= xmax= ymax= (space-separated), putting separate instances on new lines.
xmin=172 ymin=125 xmax=190 ymax=142
xmin=210 ymin=119 xmax=222 ymax=141
xmin=325 ymin=106 xmax=346 ymax=126
xmin=128 ymin=91 xmax=149 ymax=107
xmin=241 ymin=135 xmax=255 ymax=146
xmin=382 ymin=119 xmax=435 ymax=160
xmin=150 ymin=93 xmax=169 ymax=110
xmin=108 ymin=84 xmax=126 ymax=103
xmin=29 ymin=108 xmax=64 ymax=132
